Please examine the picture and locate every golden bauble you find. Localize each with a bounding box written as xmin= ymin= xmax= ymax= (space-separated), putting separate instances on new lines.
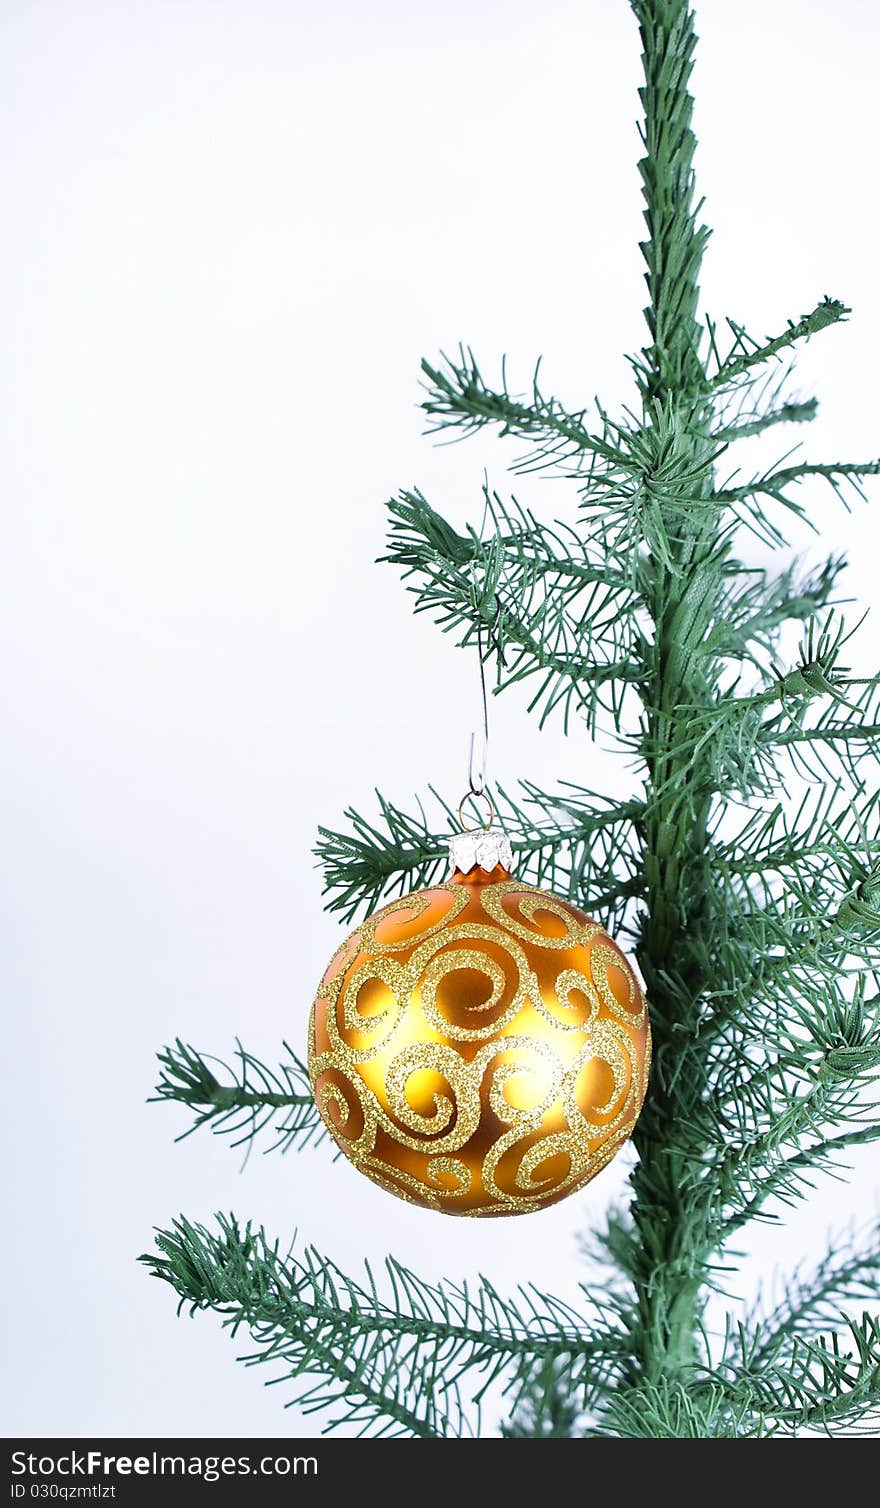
xmin=309 ymin=861 xmax=650 ymax=1216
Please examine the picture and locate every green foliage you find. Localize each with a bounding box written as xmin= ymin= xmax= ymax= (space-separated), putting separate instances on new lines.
xmin=719 ymin=1301 xmax=880 ymax=1432
xmin=153 ymin=1039 xmax=323 ymax=1156
xmin=141 ymin=1214 xmax=625 ymax=1437
xmin=383 ymin=487 xmax=640 ymax=731
xmin=501 ymin=1359 xmax=583 ymax=1438
xmin=145 ymin=0 xmax=880 ymax=1438
xmin=705 ymin=298 xmax=848 ymax=391
xmin=745 ymin=1220 xmax=880 ymax=1358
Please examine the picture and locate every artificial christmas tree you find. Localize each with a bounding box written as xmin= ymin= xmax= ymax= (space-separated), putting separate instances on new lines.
xmin=143 ymin=0 xmax=880 ymax=1436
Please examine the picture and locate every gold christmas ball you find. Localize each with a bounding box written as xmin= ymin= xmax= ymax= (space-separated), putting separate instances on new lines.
xmin=309 ymin=845 xmax=650 ymax=1217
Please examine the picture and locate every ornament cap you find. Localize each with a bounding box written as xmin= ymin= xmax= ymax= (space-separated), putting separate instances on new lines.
xmin=448 ymin=827 xmax=514 ymax=878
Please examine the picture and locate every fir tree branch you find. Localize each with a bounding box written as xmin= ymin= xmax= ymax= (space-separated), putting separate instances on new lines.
xmin=501 ymin=1358 xmax=581 ymax=1438
xmin=773 ymin=721 xmax=880 ymax=750
xmin=757 ymin=677 xmax=880 ymax=783
xmin=715 ymin=397 xmax=818 ymax=443
xmin=697 ymin=556 xmax=844 ymax=683
xmin=713 ymin=785 xmax=880 ymax=888
xmin=385 ymin=486 xmax=632 ymax=591
xmin=717 ymin=458 xmax=880 ymax=511
xmin=721 ymin=1313 xmax=880 ymax=1432
xmin=592 ymin=1377 xmax=765 ymax=1437
xmin=700 ymin=867 xmax=880 ymax=1047
xmin=748 ymin=1220 xmax=880 ymax=1367
xmin=706 ymin=977 xmax=880 ymax=1137
xmin=152 ymin=1040 xmax=324 ymax=1155
xmin=709 ymin=1061 xmax=875 ymax=1222
xmin=707 ymin=554 xmax=846 ymax=669
xmin=721 ymin=1125 xmax=880 ymax=1238
xmin=315 ymin=783 xmax=644 ymax=924
xmin=710 ymin=361 xmax=817 ymax=448
xmin=382 ymin=488 xmax=642 ymax=731
xmin=420 ymin=349 xmax=623 ymax=474
xmin=706 ymin=298 xmax=848 ymax=391
xmin=634 ymin=617 xmax=872 ymax=806
xmin=141 ymin=1215 xmax=626 ymax=1437
xmin=797 ymin=1316 xmax=880 ymax=1431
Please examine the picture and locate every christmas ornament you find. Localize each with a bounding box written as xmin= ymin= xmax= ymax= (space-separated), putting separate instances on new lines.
xmin=309 ymin=796 xmax=650 ymax=1216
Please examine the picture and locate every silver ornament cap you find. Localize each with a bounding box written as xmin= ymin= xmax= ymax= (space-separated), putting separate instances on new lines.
xmin=448 ymin=825 xmax=513 ymax=877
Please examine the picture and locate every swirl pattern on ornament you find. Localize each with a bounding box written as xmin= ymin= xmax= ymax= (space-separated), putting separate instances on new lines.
xmin=309 ymin=877 xmax=650 ymax=1216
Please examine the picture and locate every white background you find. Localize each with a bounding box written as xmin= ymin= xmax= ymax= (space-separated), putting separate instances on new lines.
xmin=2 ymin=0 xmax=879 ymax=1437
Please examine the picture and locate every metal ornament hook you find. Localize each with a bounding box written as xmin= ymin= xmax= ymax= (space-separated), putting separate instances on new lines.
xmin=457 ymin=788 xmax=495 ymax=834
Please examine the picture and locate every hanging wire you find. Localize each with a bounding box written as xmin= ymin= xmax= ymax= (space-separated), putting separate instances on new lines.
xmin=465 ymin=488 xmax=492 ymax=802
xmin=467 ymin=618 xmax=490 ymax=798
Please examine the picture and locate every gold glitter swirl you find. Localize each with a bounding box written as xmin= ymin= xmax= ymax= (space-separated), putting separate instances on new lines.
xmin=480 ymin=881 xmax=602 ymax=949
xmin=563 ymin=1022 xmax=634 ymax=1135
xmin=414 ymin=924 xmax=538 ymax=1041
xmin=418 ymin=945 xmax=509 ymax=1041
xmin=382 ymin=1041 xmax=481 ymax=1151
xmin=589 ymin=940 xmax=645 ymax=1026
xmin=308 ymin=872 xmax=650 ymax=1216
xmin=425 ymin=1157 xmax=472 ymax=1196
xmin=515 ymin=1132 xmax=582 ymax=1195
xmin=312 ymin=1064 xmax=372 ymax=1149
xmin=361 ymin=885 xmax=470 ymax=954
xmin=325 ymin=956 xmax=410 ymax=1063
xmin=539 ymin=966 xmax=602 ymax=1032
